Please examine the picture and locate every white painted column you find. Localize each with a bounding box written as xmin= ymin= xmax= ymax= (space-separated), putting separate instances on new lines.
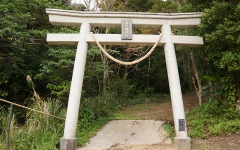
xmin=60 ymin=23 xmax=90 ymax=150
xmin=161 ymin=24 xmax=189 ymax=142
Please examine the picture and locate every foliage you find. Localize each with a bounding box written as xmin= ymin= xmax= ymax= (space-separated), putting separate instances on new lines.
xmin=0 ymin=82 xmax=115 ymax=149
xmin=0 ymin=98 xmax=65 ymax=150
xmin=149 ymin=0 xmax=178 ymax=13
xmin=186 ymin=103 xmax=240 ymax=138
xmin=76 ymin=117 xmax=110 ymax=146
xmin=199 ymin=1 xmax=240 ymax=110
xmin=179 ymin=0 xmax=240 ymax=110
xmin=80 ymin=91 xmax=122 ymax=121
xmin=0 ymin=0 xmax=197 ymax=106
xmin=162 ymin=123 xmax=174 ymax=137
xmin=202 ymin=74 xmax=238 ymax=111
xmin=0 ymin=94 xmax=114 ymax=149
xmin=36 ymin=46 xmax=76 ymax=100
xmin=76 ymin=91 xmax=124 ymax=146
xmin=0 ymin=0 xmax=72 ymax=102
xmin=99 ymin=0 xmax=154 ymax=12
xmin=1 ymin=0 xmax=240 ymax=148
xmin=113 ymin=112 xmax=140 ymax=120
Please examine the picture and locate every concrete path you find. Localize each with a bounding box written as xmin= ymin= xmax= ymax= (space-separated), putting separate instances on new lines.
xmin=78 ymin=120 xmax=173 ymax=150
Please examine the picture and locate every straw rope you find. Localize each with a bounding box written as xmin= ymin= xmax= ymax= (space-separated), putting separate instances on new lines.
xmin=0 ymin=98 xmax=65 ymax=121
xmin=90 ymin=32 xmax=163 ymax=66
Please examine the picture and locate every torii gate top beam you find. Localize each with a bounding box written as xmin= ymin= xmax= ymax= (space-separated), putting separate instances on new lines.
xmin=46 ymin=9 xmax=201 ymax=28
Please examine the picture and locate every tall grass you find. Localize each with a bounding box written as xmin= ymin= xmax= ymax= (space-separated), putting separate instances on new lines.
xmin=0 ymin=98 xmax=65 ymax=150
xmin=0 ymin=106 xmax=8 ymax=150
xmin=0 ymin=75 xmax=128 ymax=149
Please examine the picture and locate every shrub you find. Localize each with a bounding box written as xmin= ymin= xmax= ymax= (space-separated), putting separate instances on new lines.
xmin=186 ymin=103 xmax=240 ymax=138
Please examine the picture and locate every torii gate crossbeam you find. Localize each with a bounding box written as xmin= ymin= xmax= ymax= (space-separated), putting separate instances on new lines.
xmin=46 ymin=9 xmax=203 ymax=150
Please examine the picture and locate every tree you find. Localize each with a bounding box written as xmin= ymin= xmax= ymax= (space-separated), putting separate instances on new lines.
xmin=198 ymin=1 xmax=240 ymax=110
xmin=149 ymin=0 xmax=178 ymax=13
xmin=180 ymin=0 xmax=240 ymax=110
xmin=0 ymin=0 xmax=73 ymax=103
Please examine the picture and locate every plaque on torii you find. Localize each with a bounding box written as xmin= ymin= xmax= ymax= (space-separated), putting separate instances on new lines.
xmin=46 ymin=9 xmax=203 ymax=150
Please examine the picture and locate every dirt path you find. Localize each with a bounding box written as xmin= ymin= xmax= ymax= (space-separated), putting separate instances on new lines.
xmin=79 ymin=92 xmax=240 ymax=150
xmin=116 ymin=92 xmax=198 ymax=122
xmin=116 ymin=92 xmax=240 ymax=150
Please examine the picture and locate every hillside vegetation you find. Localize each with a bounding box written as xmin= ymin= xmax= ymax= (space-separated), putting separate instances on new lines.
xmin=0 ymin=0 xmax=239 ymax=149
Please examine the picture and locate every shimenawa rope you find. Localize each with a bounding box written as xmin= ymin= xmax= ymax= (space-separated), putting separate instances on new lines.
xmin=0 ymin=98 xmax=65 ymax=121
xmin=90 ymin=32 xmax=163 ymax=66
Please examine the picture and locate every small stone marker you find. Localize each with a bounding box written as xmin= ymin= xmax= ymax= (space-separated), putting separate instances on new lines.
xmin=179 ymin=119 xmax=185 ymax=131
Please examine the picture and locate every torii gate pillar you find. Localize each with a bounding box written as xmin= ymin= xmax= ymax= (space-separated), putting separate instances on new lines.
xmin=60 ymin=23 xmax=90 ymax=150
xmin=162 ymin=24 xmax=190 ymax=149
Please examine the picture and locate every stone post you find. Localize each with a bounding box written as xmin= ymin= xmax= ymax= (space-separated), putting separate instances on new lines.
xmin=60 ymin=23 xmax=90 ymax=150
xmin=161 ymin=24 xmax=190 ymax=150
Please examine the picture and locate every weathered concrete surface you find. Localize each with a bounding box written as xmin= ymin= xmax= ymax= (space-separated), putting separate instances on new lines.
xmin=174 ymin=137 xmax=191 ymax=150
xmin=78 ymin=120 xmax=173 ymax=150
xmin=60 ymin=138 xmax=77 ymax=150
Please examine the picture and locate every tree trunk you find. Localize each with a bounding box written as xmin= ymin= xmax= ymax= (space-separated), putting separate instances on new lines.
xmin=98 ymin=27 xmax=110 ymax=93
xmin=123 ymin=51 xmax=130 ymax=100
xmin=191 ymin=52 xmax=202 ymax=105
xmin=102 ymin=50 xmax=109 ymax=92
xmin=187 ymin=52 xmax=193 ymax=91
xmin=147 ymin=56 xmax=151 ymax=88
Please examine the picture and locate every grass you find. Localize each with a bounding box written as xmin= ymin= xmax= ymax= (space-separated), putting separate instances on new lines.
xmin=128 ymin=94 xmax=170 ymax=105
xmin=0 ymin=88 xmax=126 ymax=149
xmin=0 ymin=101 xmax=64 ymax=150
xmin=76 ymin=116 xmax=110 ymax=146
xmin=113 ymin=112 xmax=141 ymax=120
xmin=112 ymin=102 xmax=154 ymax=120
xmin=0 ymin=99 xmax=111 ymax=149
xmin=132 ymin=104 xmax=152 ymax=111
xmin=162 ymin=123 xmax=173 ymax=135
xmin=5 ymin=91 xmax=239 ymax=149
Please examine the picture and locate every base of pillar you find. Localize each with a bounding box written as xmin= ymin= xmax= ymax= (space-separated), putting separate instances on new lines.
xmin=174 ymin=137 xmax=190 ymax=150
xmin=60 ymin=138 xmax=77 ymax=150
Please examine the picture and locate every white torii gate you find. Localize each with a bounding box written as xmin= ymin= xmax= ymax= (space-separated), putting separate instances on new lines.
xmin=46 ymin=9 xmax=203 ymax=150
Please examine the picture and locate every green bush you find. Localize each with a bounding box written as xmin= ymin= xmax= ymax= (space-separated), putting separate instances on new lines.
xmin=76 ymin=91 xmax=124 ymax=146
xmin=208 ymin=119 xmax=240 ymax=135
xmin=186 ymin=102 xmax=240 ymax=138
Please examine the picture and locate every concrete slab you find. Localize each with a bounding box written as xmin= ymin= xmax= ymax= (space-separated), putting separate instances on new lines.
xmin=78 ymin=120 xmax=173 ymax=150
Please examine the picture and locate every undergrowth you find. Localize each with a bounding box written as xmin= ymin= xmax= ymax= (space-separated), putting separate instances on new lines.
xmin=0 ymin=91 xmax=121 ymax=149
xmin=186 ymin=100 xmax=240 ymax=138
xmin=128 ymin=93 xmax=170 ymax=105
xmin=76 ymin=91 xmax=122 ymax=146
xmin=162 ymin=123 xmax=174 ymax=141
xmin=76 ymin=117 xmax=110 ymax=146
xmin=0 ymin=76 xmax=127 ymax=150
